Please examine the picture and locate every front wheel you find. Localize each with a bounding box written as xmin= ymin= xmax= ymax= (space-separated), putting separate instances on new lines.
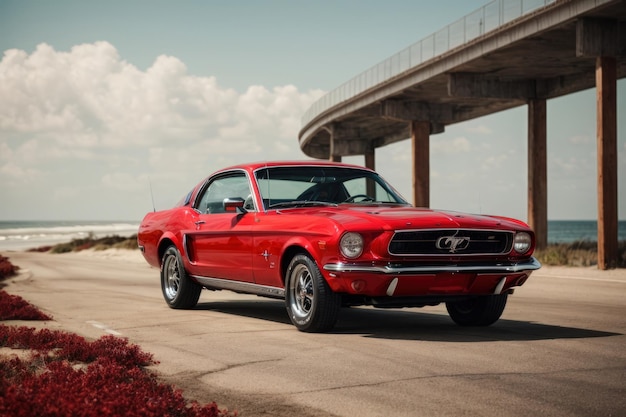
xmin=161 ymin=245 xmax=201 ymax=309
xmin=445 ymin=294 xmax=508 ymax=326
xmin=285 ymin=254 xmax=341 ymax=332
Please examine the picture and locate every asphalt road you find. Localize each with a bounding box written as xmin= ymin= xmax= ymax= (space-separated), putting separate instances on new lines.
xmin=4 ymin=251 xmax=626 ymax=417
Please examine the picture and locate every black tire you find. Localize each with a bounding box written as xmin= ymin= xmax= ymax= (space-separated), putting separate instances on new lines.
xmin=445 ymin=294 xmax=508 ymax=326
xmin=285 ymin=254 xmax=341 ymax=332
xmin=161 ymin=245 xmax=201 ymax=309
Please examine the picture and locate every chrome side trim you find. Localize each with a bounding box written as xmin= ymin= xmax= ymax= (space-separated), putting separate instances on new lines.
xmin=191 ymin=275 xmax=285 ymax=299
xmin=324 ymin=257 xmax=542 ymax=274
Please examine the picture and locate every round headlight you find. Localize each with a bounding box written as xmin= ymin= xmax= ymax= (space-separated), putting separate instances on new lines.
xmin=339 ymin=232 xmax=364 ymax=259
xmin=513 ymin=232 xmax=532 ymax=254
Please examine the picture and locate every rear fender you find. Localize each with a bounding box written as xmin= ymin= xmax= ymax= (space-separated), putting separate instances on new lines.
xmin=157 ymin=232 xmax=183 ymax=267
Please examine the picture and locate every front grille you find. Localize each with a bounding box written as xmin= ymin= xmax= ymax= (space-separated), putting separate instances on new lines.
xmin=388 ymin=229 xmax=513 ymax=256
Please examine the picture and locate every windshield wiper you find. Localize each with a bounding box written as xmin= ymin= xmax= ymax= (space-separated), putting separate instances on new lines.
xmin=268 ymin=201 xmax=338 ymax=209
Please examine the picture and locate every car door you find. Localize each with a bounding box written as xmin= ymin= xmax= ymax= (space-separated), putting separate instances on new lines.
xmin=185 ymin=171 xmax=255 ymax=282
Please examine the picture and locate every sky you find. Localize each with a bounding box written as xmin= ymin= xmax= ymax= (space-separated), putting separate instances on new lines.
xmin=1 ymin=0 xmax=624 ymax=222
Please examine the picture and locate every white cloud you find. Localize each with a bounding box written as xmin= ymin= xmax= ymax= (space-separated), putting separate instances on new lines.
xmin=568 ymin=134 xmax=592 ymax=145
xmin=465 ymin=124 xmax=492 ymax=134
xmin=0 ymin=142 xmax=13 ymax=161
xmin=0 ymin=42 xmax=326 ymax=219
xmin=431 ymin=136 xmax=471 ymax=153
xmin=0 ymin=161 xmax=41 ymax=183
xmin=481 ymin=153 xmax=509 ymax=171
xmin=1 ymin=42 xmax=324 ymax=151
xmin=102 ymin=172 xmax=143 ymax=191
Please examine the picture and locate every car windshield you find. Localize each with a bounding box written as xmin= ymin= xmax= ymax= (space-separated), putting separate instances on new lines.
xmin=254 ymin=166 xmax=408 ymax=209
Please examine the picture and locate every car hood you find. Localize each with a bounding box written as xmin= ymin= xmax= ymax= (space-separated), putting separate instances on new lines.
xmin=281 ymin=204 xmax=528 ymax=231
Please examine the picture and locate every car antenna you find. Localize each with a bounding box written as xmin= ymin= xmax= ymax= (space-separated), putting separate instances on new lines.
xmin=149 ymin=177 xmax=156 ymax=212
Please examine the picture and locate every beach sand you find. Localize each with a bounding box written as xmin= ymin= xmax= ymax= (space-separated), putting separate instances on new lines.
xmin=67 ymin=247 xmax=148 ymax=264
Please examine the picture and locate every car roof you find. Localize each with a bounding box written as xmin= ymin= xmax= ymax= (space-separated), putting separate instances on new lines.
xmin=216 ymin=160 xmax=375 ymax=173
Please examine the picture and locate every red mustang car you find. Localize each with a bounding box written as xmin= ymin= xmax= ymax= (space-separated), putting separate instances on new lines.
xmin=138 ymin=161 xmax=540 ymax=332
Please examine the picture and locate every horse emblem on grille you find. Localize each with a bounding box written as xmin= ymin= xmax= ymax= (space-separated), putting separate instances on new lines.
xmin=436 ymin=235 xmax=470 ymax=253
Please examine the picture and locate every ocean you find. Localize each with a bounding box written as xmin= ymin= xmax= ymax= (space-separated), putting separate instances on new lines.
xmin=0 ymin=220 xmax=140 ymax=252
xmin=547 ymin=220 xmax=626 ymax=244
xmin=0 ymin=219 xmax=624 ymax=252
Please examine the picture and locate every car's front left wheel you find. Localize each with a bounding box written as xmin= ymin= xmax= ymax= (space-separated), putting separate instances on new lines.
xmin=161 ymin=245 xmax=201 ymax=309
xmin=285 ymin=254 xmax=341 ymax=332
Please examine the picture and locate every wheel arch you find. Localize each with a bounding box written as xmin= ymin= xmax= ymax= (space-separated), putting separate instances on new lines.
xmin=280 ymin=245 xmax=311 ymax=285
xmin=157 ymin=236 xmax=178 ymax=267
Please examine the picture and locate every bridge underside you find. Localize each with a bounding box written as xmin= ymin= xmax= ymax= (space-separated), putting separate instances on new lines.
xmin=299 ymin=0 xmax=625 ymax=269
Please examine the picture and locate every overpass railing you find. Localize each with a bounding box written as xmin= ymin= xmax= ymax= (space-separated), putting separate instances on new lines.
xmin=301 ymin=0 xmax=557 ymax=128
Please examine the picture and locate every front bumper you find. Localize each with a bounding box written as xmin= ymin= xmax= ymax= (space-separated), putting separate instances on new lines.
xmin=322 ymin=257 xmax=541 ymax=297
xmin=323 ymin=257 xmax=541 ymax=275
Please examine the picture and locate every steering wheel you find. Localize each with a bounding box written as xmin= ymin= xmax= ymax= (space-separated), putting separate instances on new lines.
xmin=343 ymin=194 xmax=374 ymax=203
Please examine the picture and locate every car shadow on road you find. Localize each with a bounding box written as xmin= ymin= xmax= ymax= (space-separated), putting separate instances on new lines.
xmin=195 ymin=299 xmax=621 ymax=342
xmin=196 ymin=299 xmax=292 ymax=325
xmin=334 ymin=307 xmax=621 ymax=342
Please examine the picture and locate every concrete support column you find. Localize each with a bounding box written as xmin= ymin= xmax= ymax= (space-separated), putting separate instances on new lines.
xmin=528 ymin=99 xmax=548 ymax=250
xmin=576 ymin=18 xmax=619 ymax=269
xmin=411 ymin=121 xmax=430 ymax=207
xmin=364 ymin=150 xmax=375 ymax=171
xmin=596 ymin=56 xmax=618 ymax=270
xmin=329 ymin=128 xmax=342 ymax=162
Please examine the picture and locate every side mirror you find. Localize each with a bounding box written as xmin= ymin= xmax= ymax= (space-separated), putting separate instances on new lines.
xmin=223 ymin=197 xmax=247 ymax=214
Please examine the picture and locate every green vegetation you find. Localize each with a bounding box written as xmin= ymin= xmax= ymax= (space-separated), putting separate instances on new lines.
xmin=33 ymin=234 xmax=140 ymax=254
xmin=534 ymin=240 xmax=626 ymax=267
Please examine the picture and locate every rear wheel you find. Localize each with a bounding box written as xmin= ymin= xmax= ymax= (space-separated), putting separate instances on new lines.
xmin=445 ymin=294 xmax=508 ymax=326
xmin=161 ymin=245 xmax=201 ymax=309
xmin=285 ymin=254 xmax=341 ymax=332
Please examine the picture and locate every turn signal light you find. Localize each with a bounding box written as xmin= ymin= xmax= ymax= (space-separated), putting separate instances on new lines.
xmin=351 ymin=280 xmax=366 ymax=293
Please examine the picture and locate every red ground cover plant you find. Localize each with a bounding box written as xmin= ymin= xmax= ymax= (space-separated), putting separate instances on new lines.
xmin=0 ymin=254 xmax=236 ymax=417
xmin=0 ymin=254 xmax=51 ymax=321
xmin=0 ymin=291 xmax=52 ymax=321
xmin=0 ymin=255 xmax=19 ymax=280
xmin=0 ymin=325 xmax=235 ymax=417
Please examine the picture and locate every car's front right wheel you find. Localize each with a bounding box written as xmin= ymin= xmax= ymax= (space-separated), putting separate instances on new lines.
xmin=161 ymin=245 xmax=201 ymax=309
xmin=445 ymin=294 xmax=508 ymax=326
xmin=285 ymin=254 xmax=341 ymax=332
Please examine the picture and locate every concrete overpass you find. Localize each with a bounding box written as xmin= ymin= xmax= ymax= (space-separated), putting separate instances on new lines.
xmin=298 ymin=0 xmax=625 ymax=269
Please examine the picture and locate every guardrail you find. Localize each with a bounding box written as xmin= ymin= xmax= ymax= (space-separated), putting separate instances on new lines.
xmin=301 ymin=0 xmax=557 ymax=128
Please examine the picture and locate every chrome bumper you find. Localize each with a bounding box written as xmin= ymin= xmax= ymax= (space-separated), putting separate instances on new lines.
xmin=323 ymin=257 xmax=541 ymax=274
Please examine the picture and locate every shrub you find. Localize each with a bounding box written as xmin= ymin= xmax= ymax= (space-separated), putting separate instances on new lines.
xmin=0 ymin=255 xmax=19 ymax=281
xmin=0 ymin=257 xmax=237 ymax=416
xmin=0 ymin=292 xmax=52 ymax=321
xmin=0 ymin=325 xmax=235 ymax=417
xmin=45 ymin=234 xmax=139 ymax=253
xmin=535 ymin=240 xmax=626 ymax=267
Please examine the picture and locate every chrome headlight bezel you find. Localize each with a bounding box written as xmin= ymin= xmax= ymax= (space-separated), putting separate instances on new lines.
xmin=339 ymin=232 xmax=364 ymax=259
xmin=513 ymin=232 xmax=532 ymax=254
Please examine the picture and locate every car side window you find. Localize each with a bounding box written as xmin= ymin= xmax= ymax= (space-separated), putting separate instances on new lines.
xmin=195 ymin=172 xmax=253 ymax=214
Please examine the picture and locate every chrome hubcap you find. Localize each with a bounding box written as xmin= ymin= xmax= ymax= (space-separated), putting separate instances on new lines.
xmin=164 ymin=255 xmax=180 ymax=300
xmin=291 ymin=264 xmax=314 ymax=317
